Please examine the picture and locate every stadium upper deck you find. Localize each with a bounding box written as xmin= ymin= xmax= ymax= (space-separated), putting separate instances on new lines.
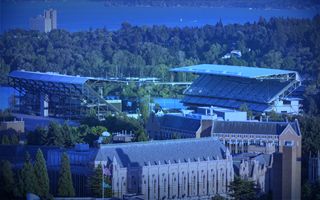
xmin=171 ymin=64 xmax=302 ymax=114
xmin=8 ymin=70 xmax=120 ymax=120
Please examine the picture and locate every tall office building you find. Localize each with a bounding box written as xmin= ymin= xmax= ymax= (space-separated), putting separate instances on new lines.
xmin=30 ymin=9 xmax=57 ymax=32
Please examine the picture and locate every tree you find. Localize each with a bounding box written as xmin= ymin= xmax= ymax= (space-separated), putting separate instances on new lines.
xmin=88 ymin=163 xmax=103 ymax=197
xmin=57 ymin=153 xmax=75 ymax=197
xmin=239 ymin=104 xmax=253 ymax=119
xmin=47 ymin=122 xmax=65 ymax=147
xmin=34 ymin=149 xmax=50 ymax=198
xmin=27 ymin=127 xmax=48 ymax=145
xmin=1 ymin=135 xmax=10 ymax=144
xmin=0 ymin=160 xmax=15 ymax=198
xmin=19 ymin=152 xmax=39 ymax=196
xmin=228 ymin=177 xmax=258 ymax=200
xmin=135 ymin=128 xmax=148 ymax=142
xmin=11 ymin=134 xmax=19 ymax=144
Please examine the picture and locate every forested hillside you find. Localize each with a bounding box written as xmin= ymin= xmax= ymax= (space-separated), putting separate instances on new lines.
xmin=1 ymin=16 xmax=320 ymax=114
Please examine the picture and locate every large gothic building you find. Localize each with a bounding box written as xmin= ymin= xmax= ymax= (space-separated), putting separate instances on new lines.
xmin=94 ymin=137 xmax=234 ymax=199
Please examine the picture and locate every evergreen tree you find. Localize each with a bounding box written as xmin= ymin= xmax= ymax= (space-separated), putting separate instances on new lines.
xmin=20 ymin=152 xmax=39 ymax=196
xmin=34 ymin=149 xmax=50 ymax=198
xmin=228 ymin=177 xmax=258 ymax=200
xmin=0 ymin=160 xmax=15 ymax=198
xmin=88 ymin=163 xmax=103 ymax=197
xmin=57 ymin=153 xmax=75 ymax=197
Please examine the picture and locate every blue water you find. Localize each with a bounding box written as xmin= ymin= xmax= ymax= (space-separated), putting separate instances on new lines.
xmin=1 ymin=0 xmax=319 ymax=32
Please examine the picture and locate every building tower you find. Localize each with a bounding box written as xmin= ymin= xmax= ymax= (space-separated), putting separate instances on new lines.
xmin=30 ymin=9 xmax=57 ymax=32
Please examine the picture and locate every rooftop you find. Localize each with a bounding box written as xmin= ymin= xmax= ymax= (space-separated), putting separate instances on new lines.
xmin=212 ymin=120 xmax=301 ymax=136
xmin=95 ymin=137 xmax=227 ymax=167
xmin=9 ymin=70 xmax=108 ymax=85
xmin=171 ymin=64 xmax=299 ymax=80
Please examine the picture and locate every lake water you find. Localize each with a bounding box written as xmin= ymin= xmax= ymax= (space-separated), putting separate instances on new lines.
xmin=1 ymin=0 xmax=319 ymax=32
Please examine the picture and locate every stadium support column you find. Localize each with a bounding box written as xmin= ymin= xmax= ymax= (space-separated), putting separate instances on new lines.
xmin=40 ymin=94 xmax=49 ymax=117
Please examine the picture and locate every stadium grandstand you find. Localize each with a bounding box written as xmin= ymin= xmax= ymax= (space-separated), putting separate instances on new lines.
xmin=8 ymin=70 xmax=120 ymax=120
xmin=171 ymin=64 xmax=302 ymax=114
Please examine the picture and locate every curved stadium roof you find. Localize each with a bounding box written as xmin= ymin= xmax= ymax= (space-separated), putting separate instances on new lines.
xmin=171 ymin=64 xmax=300 ymax=80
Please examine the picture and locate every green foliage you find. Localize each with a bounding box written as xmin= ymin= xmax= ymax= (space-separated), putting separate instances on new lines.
xmin=3 ymin=17 xmax=320 ymax=115
xmin=18 ymin=152 xmax=39 ymax=197
xmin=302 ymin=181 xmax=320 ymax=200
xmin=228 ymin=177 xmax=258 ymax=200
xmin=1 ymin=135 xmax=10 ymax=144
xmin=27 ymin=127 xmax=48 ymax=145
xmin=57 ymin=153 xmax=75 ymax=197
xmin=299 ymin=116 xmax=320 ymax=156
xmin=139 ymin=95 xmax=150 ymax=123
xmin=34 ymin=149 xmax=50 ymax=198
xmin=212 ymin=194 xmax=226 ymax=200
xmin=268 ymin=111 xmax=284 ymax=121
xmin=239 ymin=103 xmax=253 ymax=119
xmin=47 ymin=122 xmax=64 ymax=147
xmin=88 ymin=163 xmax=112 ymax=198
xmin=0 ymin=160 xmax=15 ymax=198
xmin=135 ymin=128 xmax=148 ymax=142
xmin=1 ymin=134 xmax=19 ymax=145
xmin=3 ymin=17 xmax=320 ymax=87
xmin=0 ymin=110 xmax=14 ymax=122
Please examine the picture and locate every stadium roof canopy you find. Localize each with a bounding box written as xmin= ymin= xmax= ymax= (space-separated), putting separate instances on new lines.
xmin=9 ymin=70 xmax=108 ymax=85
xmin=171 ymin=64 xmax=300 ymax=81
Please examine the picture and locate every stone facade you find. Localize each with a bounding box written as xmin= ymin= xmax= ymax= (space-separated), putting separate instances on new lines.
xmin=94 ymin=138 xmax=233 ymax=199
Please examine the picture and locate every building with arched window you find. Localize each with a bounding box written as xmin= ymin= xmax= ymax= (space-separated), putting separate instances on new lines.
xmin=94 ymin=137 xmax=234 ymax=199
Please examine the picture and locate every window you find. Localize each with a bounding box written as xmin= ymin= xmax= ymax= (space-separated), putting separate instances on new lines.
xmin=285 ymin=140 xmax=294 ymax=146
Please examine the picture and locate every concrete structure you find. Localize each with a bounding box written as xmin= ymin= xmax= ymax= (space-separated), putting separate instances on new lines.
xmin=0 ymin=120 xmax=24 ymax=133
xmin=197 ymin=106 xmax=247 ymax=121
xmin=233 ymin=153 xmax=272 ymax=192
xmin=30 ymin=9 xmax=57 ymax=32
xmin=171 ymin=64 xmax=302 ymax=115
xmin=95 ymin=137 xmax=234 ymax=199
xmin=8 ymin=70 xmax=120 ymax=120
xmin=212 ymin=120 xmax=301 ymax=155
xmin=112 ymin=131 xmax=135 ymax=143
xmin=147 ymin=112 xmax=215 ymax=139
xmin=147 ymin=110 xmax=302 ymax=199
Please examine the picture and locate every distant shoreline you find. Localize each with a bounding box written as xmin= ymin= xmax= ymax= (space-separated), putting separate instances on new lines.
xmin=99 ymin=0 xmax=320 ymax=10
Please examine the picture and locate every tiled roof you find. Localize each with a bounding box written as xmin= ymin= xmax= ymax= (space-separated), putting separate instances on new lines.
xmin=95 ymin=137 xmax=227 ymax=168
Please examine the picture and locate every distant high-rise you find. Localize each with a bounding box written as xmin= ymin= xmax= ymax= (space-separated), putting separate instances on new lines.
xmin=30 ymin=9 xmax=57 ymax=32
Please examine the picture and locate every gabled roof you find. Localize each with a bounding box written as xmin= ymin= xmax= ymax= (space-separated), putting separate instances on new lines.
xmin=212 ymin=120 xmax=300 ymax=136
xmin=159 ymin=114 xmax=201 ymax=133
xmin=9 ymin=70 xmax=107 ymax=85
xmin=95 ymin=137 xmax=227 ymax=167
xmin=171 ymin=64 xmax=299 ymax=80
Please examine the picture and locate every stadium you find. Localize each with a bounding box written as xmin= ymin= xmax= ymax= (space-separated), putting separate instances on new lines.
xmin=171 ymin=64 xmax=302 ymax=114
xmin=8 ymin=70 xmax=120 ymax=120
